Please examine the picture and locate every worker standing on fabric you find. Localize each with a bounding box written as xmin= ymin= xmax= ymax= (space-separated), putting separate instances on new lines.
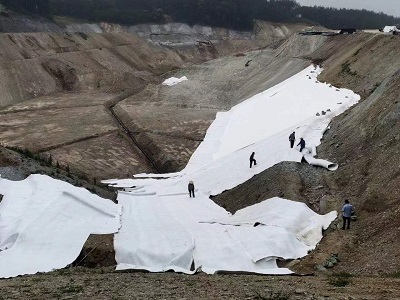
xmin=289 ymin=131 xmax=296 ymax=148
xmin=297 ymin=138 xmax=306 ymax=152
xmin=188 ymin=180 xmax=195 ymax=198
xmin=249 ymin=152 xmax=257 ymax=168
xmin=341 ymin=199 xmax=354 ymax=230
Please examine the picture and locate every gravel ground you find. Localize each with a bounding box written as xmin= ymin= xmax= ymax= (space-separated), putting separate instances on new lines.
xmin=1 ymin=270 xmax=399 ymax=300
xmin=0 ymin=166 xmax=26 ymax=181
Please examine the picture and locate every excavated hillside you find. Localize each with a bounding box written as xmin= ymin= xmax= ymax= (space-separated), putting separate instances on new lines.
xmin=0 ymin=15 xmax=400 ymax=298
xmin=0 ymin=13 xmax=399 ymax=277
xmin=0 ymin=19 xmax=314 ymax=179
xmin=113 ymin=33 xmax=327 ymax=171
xmin=215 ymin=33 xmax=400 ymax=276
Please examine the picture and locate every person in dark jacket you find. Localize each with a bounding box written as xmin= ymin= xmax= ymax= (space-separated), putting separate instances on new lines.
xmin=249 ymin=152 xmax=257 ymax=168
xmin=188 ymin=180 xmax=195 ymax=198
xmin=289 ymin=131 xmax=296 ymax=148
xmin=297 ymin=138 xmax=306 ymax=152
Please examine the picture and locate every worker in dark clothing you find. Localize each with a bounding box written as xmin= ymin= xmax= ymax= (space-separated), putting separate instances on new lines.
xmin=249 ymin=152 xmax=257 ymax=168
xmin=297 ymin=138 xmax=306 ymax=152
xmin=188 ymin=180 xmax=195 ymax=198
xmin=289 ymin=132 xmax=296 ymax=148
xmin=341 ymin=199 xmax=354 ymax=230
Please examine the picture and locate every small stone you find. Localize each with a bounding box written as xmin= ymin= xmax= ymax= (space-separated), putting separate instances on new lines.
xmin=295 ymin=288 xmax=307 ymax=294
xmin=323 ymin=261 xmax=334 ymax=268
xmin=315 ymin=265 xmax=328 ymax=272
xmin=329 ymin=257 xmax=338 ymax=264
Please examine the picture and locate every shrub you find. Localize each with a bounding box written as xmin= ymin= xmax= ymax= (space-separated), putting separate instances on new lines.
xmin=328 ymin=272 xmax=353 ymax=287
xmin=254 ymin=291 xmax=290 ymax=300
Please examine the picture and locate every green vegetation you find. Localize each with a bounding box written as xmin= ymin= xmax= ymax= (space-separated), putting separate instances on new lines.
xmin=59 ymin=284 xmax=84 ymax=294
xmin=254 ymin=291 xmax=290 ymax=300
xmin=0 ymin=0 xmax=399 ymax=31
xmin=328 ymin=272 xmax=353 ymax=287
xmin=341 ymin=61 xmax=357 ymax=76
xmin=384 ymin=270 xmax=400 ymax=278
xmin=297 ymin=6 xmax=400 ymax=29
xmin=0 ymin=0 xmax=50 ymax=16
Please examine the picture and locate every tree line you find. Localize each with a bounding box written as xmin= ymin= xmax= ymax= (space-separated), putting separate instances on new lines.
xmin=297 ymin=6 xmax=400 ymax=29
xmin=1 ymin=0 xmax=399 ymax=31
xmin=0 ymin=0 xmax=51 ymax=16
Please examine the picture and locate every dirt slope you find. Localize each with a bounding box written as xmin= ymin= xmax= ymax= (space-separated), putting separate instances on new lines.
xmin=307 ymin=33 xmax=400 ymax=275
xmin=0 ymin=21 xmax=314 ymax=176
xmin=1 ymin=17 xmax=399 ymax=285
xmin=0 ymin=21 xmax=305 ymax=177
xmin=215 ymin=33 xmax=400 ymax=276
xmin=114 ymin=42 xmax=326 ymax=171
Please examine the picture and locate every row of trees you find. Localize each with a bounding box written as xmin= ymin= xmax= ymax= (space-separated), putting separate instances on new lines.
xmin=48 ymin=0 xmax=300 ymax=30
xmin=1 ymin=0 xmax=399 ymax=31
xmin=0 ymin=0 xmax=50 ymax=16
xmin=298 ymin=6 xmax=400 ymax=29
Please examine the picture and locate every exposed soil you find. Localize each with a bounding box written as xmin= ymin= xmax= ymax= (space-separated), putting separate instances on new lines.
xmin=1 ymin=21 xmax=400 ymax=298
xmin=0 ymin=146 xmax=115 ymax=200
xmin=1 ymin=270 xmax=400 ymax=300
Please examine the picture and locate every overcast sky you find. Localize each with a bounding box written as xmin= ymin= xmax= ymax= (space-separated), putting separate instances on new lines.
xmin=296 ymin=0 xmax=400 ymax=17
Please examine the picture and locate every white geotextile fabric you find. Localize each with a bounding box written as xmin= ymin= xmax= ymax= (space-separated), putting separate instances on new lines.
xmin=108 ymin=65 xmax=360 ymax=274
xmin=204 ymin=197 xmax=337 ymax=248
xmin=383 ymin=26 xmax=399 ymax=33
xmin=116 ymin=193 xmax=336 ymax=274
xmin=0 ymin=175 xmax=121 ymax=278
xmin=106 ymin=66 xmax=360 ymax=192
xmin=162 ymin=76 xmax=188 ymax=86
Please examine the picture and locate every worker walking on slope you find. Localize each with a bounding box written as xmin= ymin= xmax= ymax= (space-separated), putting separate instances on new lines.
xmin=341 ymin=200 xmax=354 ymax=230
xmin=188 ymin=180 xmax=195 ymax=198
xmin=249 ymin=152 xmax=257 ymax=168
xmin=297 ymin=138 xmax=306 ymax=152
xmin=289 ymin=131 xmax=296 ymax=148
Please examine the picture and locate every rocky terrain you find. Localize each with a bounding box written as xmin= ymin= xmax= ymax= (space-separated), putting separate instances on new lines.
xmin=0 ymin=12 xmax=400 ymax=300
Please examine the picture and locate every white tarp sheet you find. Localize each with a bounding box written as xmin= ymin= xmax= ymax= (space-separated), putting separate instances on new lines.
xmin=162 ymin=76 xmax=188 ymax=86
xmin=116 ymin=193 xmax=336 ymax=274
xmin=383 ymin=26 xmax=399 ymax=33
xmin=0 ymin=174 xmax=121 ymax=278
xmin=111 ymin=65 xmax=359 ymax=274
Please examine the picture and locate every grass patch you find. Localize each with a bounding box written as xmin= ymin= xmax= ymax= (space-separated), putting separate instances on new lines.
xmin=385 ymin=270 xmax=400 ymax=278
xmin=30 ymin=277 xmax=45 ymax=282
xmin=60 ymin=284 xmax=84 ymax=294
xmin=328 ymin=272 xmax=353 ymax=287
xmin=341 ymin=61 xmax=357 ymax=76
xmin=254 ymin=291 xmax=290 ymax=300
